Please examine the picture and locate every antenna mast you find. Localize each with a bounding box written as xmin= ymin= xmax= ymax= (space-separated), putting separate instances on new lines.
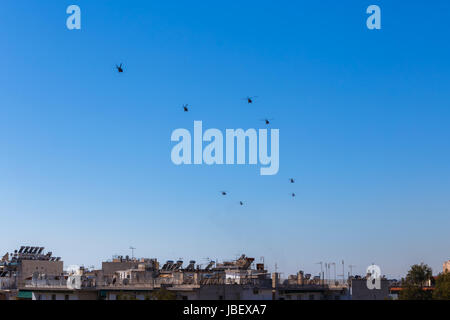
xmin=129 ymin=246 xmax=136 ymax=259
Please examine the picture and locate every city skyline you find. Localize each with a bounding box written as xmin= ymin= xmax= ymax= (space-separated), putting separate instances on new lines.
xmin=1 ymin=0 xmax=450 ymax=280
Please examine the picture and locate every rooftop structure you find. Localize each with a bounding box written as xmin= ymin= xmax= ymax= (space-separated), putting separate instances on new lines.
xmin=2 ymin=247 xmax=410 ymax=301
xmin=1 ymin=246 xmax=63 ymax=289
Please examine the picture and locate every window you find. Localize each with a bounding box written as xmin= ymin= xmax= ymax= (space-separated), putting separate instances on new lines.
xmin=51 ymin=294 xmax=56 ymax=300
xmin=65 ymin=295 xmax=70 ymax=301
xmin=309 ymin=294 xmax=315 ymax=300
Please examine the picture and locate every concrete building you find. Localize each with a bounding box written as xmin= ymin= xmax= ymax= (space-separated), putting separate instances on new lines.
xmin=30 ymin=288 xmax=98 ymax=301
xmin=18 ymin=253 xmax=351 ymax=301
xmin=349 ymin=278 xmax=390 ymax=300
xmin=1 ymin=246 xmax=63 ymax=299
xmin=18 ymin=260 xmax=63 ymax=286
xmin=101 ymin=256 xmax=154 ymax=276
xmin=91 ymin=255 xmax=350 ymax=301
xmin=3 ymin=248 xmax=403 ymax=301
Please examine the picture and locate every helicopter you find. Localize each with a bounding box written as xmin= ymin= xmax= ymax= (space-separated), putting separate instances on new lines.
xmin=115 ymin=63 xmax=124 ymax=73
xmin=261 ymin=118 xmax=274 ymax=125
xmin=243 ymin=96 xmax=258 ymax=104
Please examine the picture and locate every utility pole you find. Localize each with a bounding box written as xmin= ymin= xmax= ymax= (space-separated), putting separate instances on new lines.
xmin=349 ymin=265 xmax=356 ymax=278
xmin=325 ymin=263 xmax=333 ymax=285
xmin=330 ymin=262 xmax=336 ymax=284
xmin=328 ymin=263 xmax=332 ymax=284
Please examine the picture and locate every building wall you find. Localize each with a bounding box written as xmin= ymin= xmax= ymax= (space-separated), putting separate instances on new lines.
xmin=277 ymin=292 xmax=324 ymax=300
xmin=32 ymin=291 xmax=97 ymax=300
xmin=107 ymin=291 xmax=152 ymax=300
xmin=33 ymin=292 xmax=78 ymax=300
xmin=241 ymin=288 xmax=273 ymax=300
xmin=19 ymin=260 xmax=63 ymax=285
xmin=196 ymin=285 xmax=243 ymax=300
xmin=350 ymin=279 xmax=390 ymax=300
xmin=105 ymin=287 xmax=273 ymax=300
xmin=102 ymin=262 xmax=139 ymax=276
xmin=181 ymin=286 xmax=328 ymax=300
xmin=88 ymin=286 xmax=346 ymax=301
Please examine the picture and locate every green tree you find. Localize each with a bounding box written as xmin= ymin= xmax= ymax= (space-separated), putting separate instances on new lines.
xmin=433 ymin=272 xmax=450 ymax=300
xmin=151 ymin=288 xmax=177 ymax=300
xmin=399 ymin=263 xmax=433 ymax=300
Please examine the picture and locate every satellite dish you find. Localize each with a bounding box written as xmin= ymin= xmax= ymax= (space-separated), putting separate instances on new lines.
xmin=32 ymin=272 xmax=39 ymax=284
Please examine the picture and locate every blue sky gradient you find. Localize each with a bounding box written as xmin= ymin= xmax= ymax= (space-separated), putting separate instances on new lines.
xmin=1 ymin=1 xmax=449 ymax=278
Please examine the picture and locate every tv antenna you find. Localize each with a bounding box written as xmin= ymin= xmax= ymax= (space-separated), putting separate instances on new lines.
xmin=330 ymin=262 xmax=336 ymax=283
xmin=349 ymin=265 xmax=356 ymax=277
xmin=316 ymin=262 xmax=324 ymax=284
xmin=129 ymin=246 xmax=136 ymax=259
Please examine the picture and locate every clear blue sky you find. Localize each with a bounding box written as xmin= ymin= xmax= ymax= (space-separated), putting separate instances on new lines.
xmin=1 ymin=0 xmax=449 ymax=279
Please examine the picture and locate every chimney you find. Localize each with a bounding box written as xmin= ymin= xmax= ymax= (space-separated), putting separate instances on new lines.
xmin=272 ymin=273 xmax=280 ymax=288
xmin=297 ymin=271 xmax=304 ymax=285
